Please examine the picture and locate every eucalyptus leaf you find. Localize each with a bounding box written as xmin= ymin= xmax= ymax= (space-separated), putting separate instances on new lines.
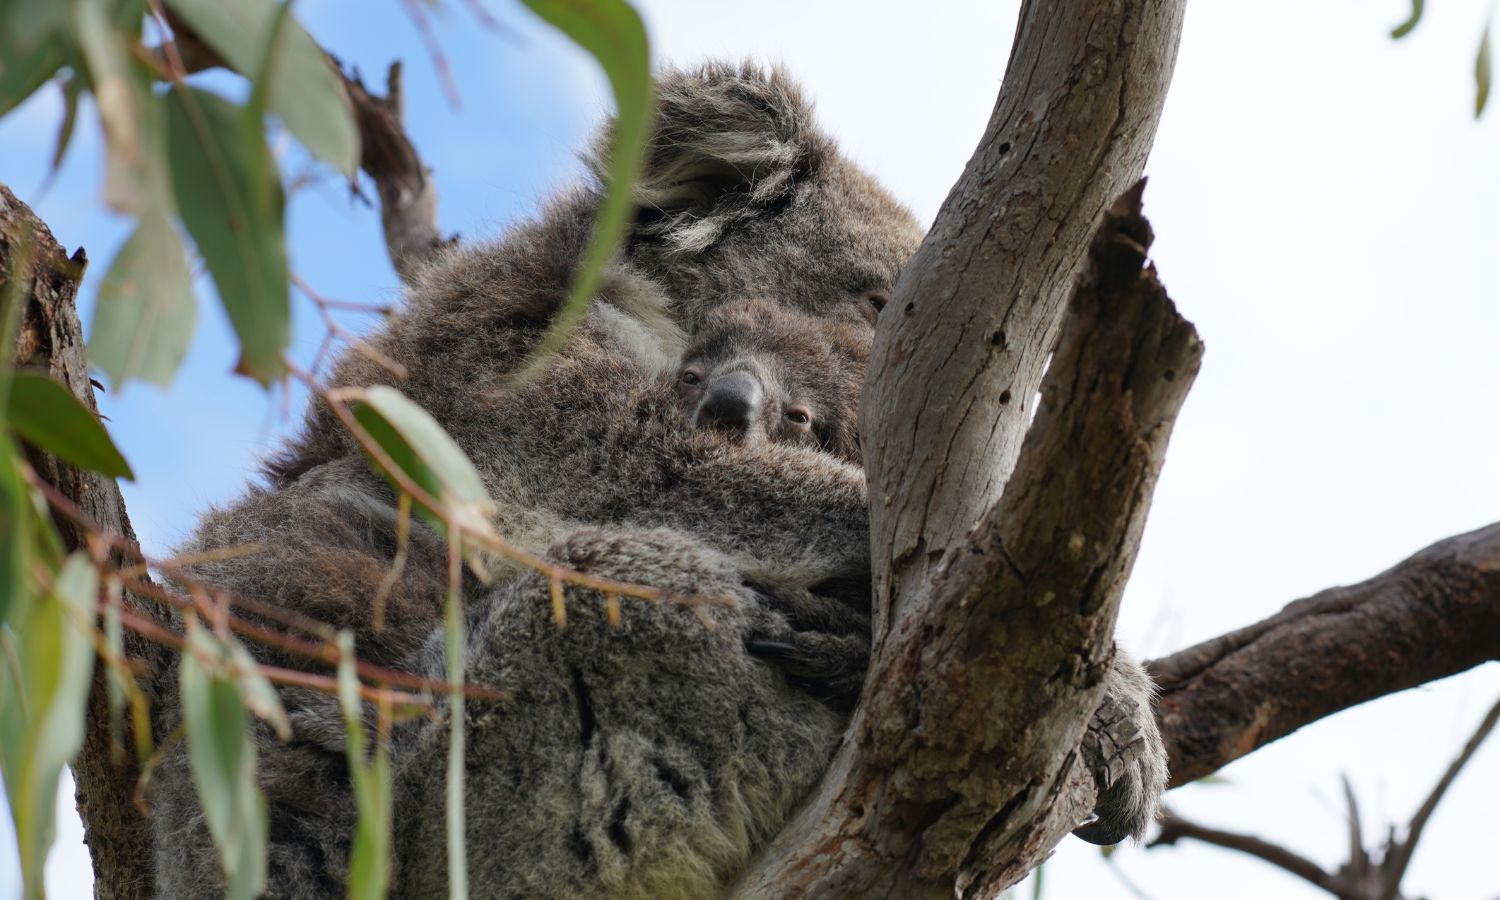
xmin=348 ymin=385 xmax=495 ymax=539
xmin=0 ymin=553 xmax=98 ymax=900
xmin=1391 ymin=0 xmax=1424 ymax=39
xmin=2 ymin=0 xmax=71 ymax=53
xmin=337 ymin=632 xmax=392 ymax=900
xmin=0 ymin=445 xmax=25 ymax=628
xmin=72 ymin=0 xmax=154 ymax=214
xmin=180 ymin=625 xmax=269 ymax=900
xmin=165 ymin=0 xmax=360 ymax=175
xmin=1477 ymin=24 xmax=1493 ymax=118
xmin=515 ymin=0 xmax=653 ymax=380
xmin=0 ymin=33 xmax=66 ymax=120
xmin=90 ymin=210 xmax=198 ymax=388
xmin=225 ymin=636 xmax=290 ymax=741
xmin=166 ymin=85 xmax=289 ymax=384
xmin=6 ymin=372 xmax=134 ymax=479
xmin=49 ymin=74 xmax=84 ymax=176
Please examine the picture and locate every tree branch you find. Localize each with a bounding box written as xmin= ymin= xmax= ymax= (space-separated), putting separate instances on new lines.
xmin=163 ymin=10 xmax=455 ymax=281
xmin=732 ymin=0 xmax=1192 ymax=893
xmin=2 ymin=183 xmax=158 ymax=899
xmin=1377 ymin=693 xmax=1500 ymax=900
xmin=735 ymin=185 xmax=1199 ymax=898
xmin=1150 ymin=809 xmax=1349 ymax=898
xmin=1150 ymin=522 xmax=1500 ymax=786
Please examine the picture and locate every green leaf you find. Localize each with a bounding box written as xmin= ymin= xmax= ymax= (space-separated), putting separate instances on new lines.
xmin=165 ymin=0 xmax=360 ymax=176
xmin=48 ymin=74 xmax=84 ymax=176
xmin=179 ymin=624 xmax=268 ymax=900
xmin=0 ymin=444 xmax=28 ymax=628
xmin=224 ymin=637 xmax=290 ymax=741
xmin=2 ymin=0 xmax=73 ymax=52
xmin=347 ymin=385 xmax=496 ymax=539
xmin=90 ymin=210 xmax=198 ymax=388
xmin=0 ymin=553 xmax=98 ymax=900
xmin=73 ymin=0 xmax=155 ymax=214
xmin=515 ymin=0 xmax=653 ymax=381
xmin=1477 ymin=23 xmax=1493 ymax=118
xmin=337 ymin=632 xmax=392 ymax=900
xmin=0 ymin=33 xmax=66 ymax=120
xmin=443 ymin=549 xmax=466 ymax=900
xmin=1391 ymin=0 xmax=1424 ymax=39
xmin=165 ymin=85 xmax=289 ymax=384
xmin=6 ymin=372 xmax=134 ymax=479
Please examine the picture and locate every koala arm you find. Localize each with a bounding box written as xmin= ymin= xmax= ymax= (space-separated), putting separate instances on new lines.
xmin=393 ymin=525 xmax=857 ymax=900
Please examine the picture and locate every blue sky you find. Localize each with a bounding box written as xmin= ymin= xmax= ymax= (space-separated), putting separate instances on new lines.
xmin=5 ymin=1 xmax=1500 ymax=898
xmin=1 ymin=0 xmax=608 ymax=558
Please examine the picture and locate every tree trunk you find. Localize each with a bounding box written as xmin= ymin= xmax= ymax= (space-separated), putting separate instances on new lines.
xmin=1 ymin=183 xmax=158 ymax=898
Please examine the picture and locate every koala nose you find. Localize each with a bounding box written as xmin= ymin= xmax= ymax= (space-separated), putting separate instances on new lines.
xmin=695 ymin=370 xmax=764 ymax=438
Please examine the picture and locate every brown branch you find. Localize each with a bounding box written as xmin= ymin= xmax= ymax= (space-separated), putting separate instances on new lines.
xmin=1377 ymin=693 xmax=1500 ymax=900
xmin=2 ymin=183 xmax=157 ymax=899
xmin=1150 ymin=522 xmax=1500 ymax=786
xmin=1150 ymin=809 xmax=1350 ymax=898
xmin=161 ymin=10 xmax=455 ymax=281
xmin=1148 ymin=696 xmax=1500 ymax=900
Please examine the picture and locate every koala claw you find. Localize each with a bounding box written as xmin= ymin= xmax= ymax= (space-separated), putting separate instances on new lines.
xmin=746 ymin=630 xmax=867 ymax=711
xmin=1071 ymin=654 xmax=1169 ymax=846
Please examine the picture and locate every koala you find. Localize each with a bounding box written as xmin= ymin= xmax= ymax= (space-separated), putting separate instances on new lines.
xmin=148 ymin=61 xmax=1164 ymax=899
xmin=676 ymin=297 xmax=871 ymax=463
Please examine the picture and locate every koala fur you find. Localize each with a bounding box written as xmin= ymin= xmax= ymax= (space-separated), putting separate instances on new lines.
xmin=149 ymin=61 xmax=1165 ymax=899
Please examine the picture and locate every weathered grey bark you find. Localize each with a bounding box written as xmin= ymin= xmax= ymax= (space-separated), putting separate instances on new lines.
xmin=1150 ymin=522 xmax=1500 ymax=787
xmin=734 ymin=184 xmax=1201 ymax=897
xmin=731 ymin=0 xmax=1192 ymax=894
xmin=1 ymin=183 xmax=158 ymax=899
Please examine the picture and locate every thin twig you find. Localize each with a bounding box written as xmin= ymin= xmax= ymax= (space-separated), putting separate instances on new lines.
xmin=398 ymin=0 xmax=461 ymax=107
xmin=1150 ymin=809 xmax=1344 ymax=897
xmin=1378 ymin=695 xmax=1500 ymax=900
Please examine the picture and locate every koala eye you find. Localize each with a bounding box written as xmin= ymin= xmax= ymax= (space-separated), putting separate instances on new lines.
xmin=865 ymin=291 xmax=890 ymax=313
xmin=680 ymin=368 xmax=703 ymax=387
xmin=784 ymin=407 xmax=812 ymax=426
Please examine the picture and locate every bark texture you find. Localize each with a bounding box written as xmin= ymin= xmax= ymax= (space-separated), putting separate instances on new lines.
xmin=733 ymin=182 xmax=1201 ymax=896
xmin=1150 ymin=522 xmax=1500 ymax=786
xmin=1 ymin=183 xmax=158 ymax=899
xmin=732 ymin=0 xmax=1192 ymax=893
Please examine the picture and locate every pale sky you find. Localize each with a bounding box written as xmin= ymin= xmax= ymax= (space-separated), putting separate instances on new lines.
xmin=3 ymin=1 xmax=1499 ymax=898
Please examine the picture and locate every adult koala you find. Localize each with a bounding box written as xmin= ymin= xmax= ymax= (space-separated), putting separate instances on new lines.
xmin=149 ymin=62 xmax=1164 ymax=899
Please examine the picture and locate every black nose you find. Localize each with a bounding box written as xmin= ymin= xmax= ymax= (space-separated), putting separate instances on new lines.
xmin=695 ymin=370 xmax=763 ymax=438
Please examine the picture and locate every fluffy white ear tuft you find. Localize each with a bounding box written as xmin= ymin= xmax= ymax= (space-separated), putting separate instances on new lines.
xmin=585 ymin=61 xmax=830 ymax=253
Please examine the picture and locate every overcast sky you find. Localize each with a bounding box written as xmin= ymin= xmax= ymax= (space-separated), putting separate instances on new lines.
xmin=2 ymin=1 xmax=1498 ymax=898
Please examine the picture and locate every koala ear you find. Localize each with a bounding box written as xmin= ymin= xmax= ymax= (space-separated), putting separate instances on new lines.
xmin=585 ymin=62 xmax=829 ymax=253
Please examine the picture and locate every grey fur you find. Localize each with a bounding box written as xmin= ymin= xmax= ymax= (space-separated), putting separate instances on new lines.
xmin=149 ymin=61 xmax=1164 ymax=899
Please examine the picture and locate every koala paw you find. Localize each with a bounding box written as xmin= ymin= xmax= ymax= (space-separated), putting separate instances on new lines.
xmin=1071 ymin=651 xmax=1168 ymax=845
xmin=744 ymin=582 xmax=871 ymax=711
xmin=550 ymin=526 xmax=741 ymax=599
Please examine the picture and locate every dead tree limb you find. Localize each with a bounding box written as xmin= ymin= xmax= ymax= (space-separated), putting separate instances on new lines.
xmin=1150 ymin=695 xmax=1500 ymax=900
xmin=735 ymin=188 xmax=1199 ymax=899
xmin=1150 ymin=523 xmax=1500 ymax=786
xmin=1 ymin=183 xmax=158 ymax=900
xmin=163 ymin=11 xmax=455 ymax=282
xmin=733 ymin=0 xmax=1191 ymax=894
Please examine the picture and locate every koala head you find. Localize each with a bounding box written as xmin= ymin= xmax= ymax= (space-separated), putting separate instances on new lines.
xmin=674 ymin=298 xmax=872 ymax=463
xmin=590 ymin=61 xmax=923 ymax=330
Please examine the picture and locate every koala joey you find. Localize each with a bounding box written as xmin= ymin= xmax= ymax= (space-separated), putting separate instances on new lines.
xmin=149 ymin=61 xmax=1164 ymax=899
xmin=676 ymin=297 xmax=870 ymax=463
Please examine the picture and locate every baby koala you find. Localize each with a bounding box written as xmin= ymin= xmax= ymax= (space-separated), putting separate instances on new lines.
xmin=672 ymin=297 xmax=871 ymax=463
